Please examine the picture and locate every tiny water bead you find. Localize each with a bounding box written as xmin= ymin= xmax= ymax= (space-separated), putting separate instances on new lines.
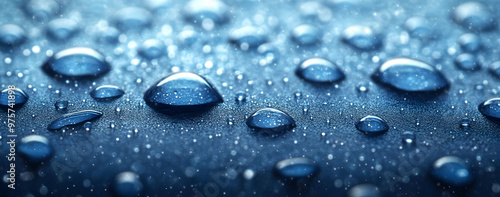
xmin=402 ymin=131 xmax=416 ymax=145
xmin=452 ymin=2 xmax=496 ymax=31
xmin=489 ymin=61 xmax=500 ymax=78
xmin=183 ymin=0 xmax=229 ymax=26
xmin=0 ymin=88 xmax=29 ymax=109
xmin=454 ymin=53 xmax=480 ymax=71
xmin=290 ymin=24 xmax=322 ymax=46
xmin=348 ymin=184 xmax=381 ymax=197
xmin=341 ymin=25 xmax=382 ymax=50
xmin=235 ymin=92 xmax=247 ymax=104
xmin=431 ymin=156 xmax=474 ymax=187
xmin=246 ymin=108 xmax=295 ymax=133
xmin=47 ymin=18 xmax=79 ymax=40
xmin=42 ymin=47 xmax=111 ymax=79
xmin=229 ymin=26 xmax=268 ymax=49
xmin=113 ymin=171 xmax=143 ymax=197
xmin=478 ymin=98 xmax=500 ymax=124
xmin=112 ymin=7 xmax=153 ymax=30
xmin=460 ymin=118 xmax=471 ymax=128
xmin=55 ymin=101 xmax=69 ymax=111
xmin=404 ymin=17 xmax=435 ymax=40
xmin=296 ymin=58 xmax=345 ymax=83
xmin=458 ymin=33 xmax=481 ymax=53
xmin=18 ymin=135 xmax=54 ymax=165
xmin=0 ymin=24 xmax=27 ymax=46
xmin=90 ymin=85 xmax=125 ymax=101
xmin=274 ymin=158 xmax=318 ymax=179
xmin=47 ymin=110 xmax=103 ymax=130
xmin=355 ymin=115 xmax=389 ymax=135
xmin=143 ymin=72 xmax=223 ymax=114
xmin=371 ymin=58 xmax=449 ymax=92
xmin=138 ymin=39 xmax=166 ymax=59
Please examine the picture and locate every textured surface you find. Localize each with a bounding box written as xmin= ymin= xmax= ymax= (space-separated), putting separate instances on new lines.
xmin=0 ymin=0 xmax=500 ymax=196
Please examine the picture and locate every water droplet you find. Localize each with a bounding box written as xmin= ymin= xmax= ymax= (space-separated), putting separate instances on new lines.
xmin=183 ymin=0 xmax=228 ymax=26
xmin=348 ymin=184 xmax=381 ymax=197
xmin=478 ymin=98 xmax=500 ymax=124
xmin=452 ymin=2 xmax=496 ymax=31
xmin=0 ymin=24 xmax=26 ymax=46
xmin=47 ymin=18 xmax=79 ymax=40
xmin=112 ymin=7 xmax=153 ymax=30
xmin=229 ymin=26 xmax=268 ymax=49
xmin=402 ymin=131 xmax=416 ymax=145
xmin=42 ymin=47 xmax=111 ymax=79
xmin=489 ymin=61 xmax=500 ymax=78
xmin=83 ymin=122 xmax=92 ymax=131
xmin=296 ymin=58 xmax=345 ymax=83
xmin=0 ymin=88 xmax=29 ymax=109
xmin=47 ymin=110 xmax=103 ymax=130
xmin=454 ymin=53 xmax=480 ymax=71
xmin=97 ymin=27 xmax=120 ymax=44
xmin=356 ymin=83 xmax=369 ymax=93
xmin=431 ymin=156 xmax=474 ymax=186
xmin=341 ymin=25 xmax=382 ymax=50
xmin=371 ymin=58 xmax=449 ymax=92
xmin=55 ymin=101 xmax=69 ymax=111
xmin=460 ymin=118 xmax=471 ymax=128
xmin=458 ymin=33 xmax=481 ymax=53
xmin=246 ymin=108 xmax=295 ymax=133
xmin=235 ymin=92 xmax=247 ymax=104
xmin=274 ymin=157 xmax=318 ymax=179
xmin=355 ymin=115 xmax=389 ymax=135
xmin=18 ymin=135 xmax=54 ymax=165
xmin=143 ymin=72 xmax=223 ymax=114
xmin=177 ymin=30 xmax=198 ymax=45
xmin=404 ymin=17 xmax=435 ymax=40
xmin=25 ymin=0 xmax=59 ymax=21
xmin=112 ymin=171 xmax=143 ymax=197
xmin=291 ymin=24 xmax=321 ymax=46
xmin=138 ymin=39 xmax=165 ymax=59
xmin=90 ymin=85 xmax=125 ymax=101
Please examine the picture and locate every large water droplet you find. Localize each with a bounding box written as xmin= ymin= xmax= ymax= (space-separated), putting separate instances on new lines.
xmin=47 ymin=18 xmax=79 ymax=40
xmin=274 ymin=158 xmax=318 ymax=179
xmin=112 ymin=7 xmax=153 ymax=30
xmin=348 ymin=184 xmax=381 ymax=197
xmin=478 ymin=98 xmax=500 ymax=124
xmin=452 ymin=2 xmax=496 ymax=31
xmin=112 ymin=171 xmax=143 ymax=197
xmin=229 ymin=26 xmax=268 ymax=49
xmin=183 ymin=0 xmax=228 ymax=26
xmin=246 ymin=108 xmax=295 ymax=133
xmin=454 ymin=53 xmax=480 ymax=71
xmin=90 ymin=85 xmax=125 ymax=101
xmin=47 ymin=110 xmax=103 ymax=130
xmin=458 ymin=33 xmax=481 ymax=53
xmin=18 ymin=135 xmax=54 ymax=165
xmin=371 ymin=58 xmax=449 ymax=92
xmin=404 ymin=17 xmax=435 ymax=40
xmin=0 ymin=24 xmax=27 ymax=46
xmin=0 ymin=88 xmax=29 ymax=109
xmin=341 ymin=25 xmax=382 ymax=50
xmin=138 ymin=39 xmax=165 ymax=59
xmin=291 ymin=24 xmax=321 ymax=46
xmin=143 ymin=72 xmax=223 ymax=114
xmin=431 ymin=156 xmax=474 ymax=186
xmin=355 ymin=115 xmax=389 ymax=135
xmin=296 ymin=58 xmax=345 ymax=83
xmin=42 ymin=47 xmax=111 ymax=79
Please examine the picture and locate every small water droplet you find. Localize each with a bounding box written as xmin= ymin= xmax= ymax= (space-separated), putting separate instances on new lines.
xmin=113 ymin=171 xmax=143 ymax=197
xmin=478 ymin=98 xmax=500 ymax=124
xmin=0 ymin=24 xmax=27 ymax=46
xmin=0 ymin=88 xmax=29 ymax=109
xmin=97 ymin=27 xmax=120 ymax=44
xmin=402 ymin=131 xmax=416 ymax=145
xmin=18 ymin=135 xmax=54 ymax=165
xmin=291 ymin=24 xmax=321 ymax=46
xmin=371 ymin=58 xmax=449 ymax=92
xmin=183 ymin=0 xmax=228 ymax=27
xmin=489 ymin=61 xmax=500 ymax=78
xmin=452 ymin=2 xmax=496 ymax=32
xmin=83 ymin=122 xmax=92 ymax=131
xmin=90 ymin=85 xmax=125 ymax=101
xmin=348 ymin=184 xmax=381 ymax=197
xmin=113 ymin=7 xmax=153 ymax=30
xmin=235 ymin=92 xmax=247 ymax=104
xmin=356 ymin=83 xmax=369 ymax=93
xmin=296 ymin=58 xmax=345 ymax=83
xmin=25 ymin=0 xmax=59 ymax=21
xmin=47 ymin=18 xmax=79 ymax=40
xmin=138 ymin=39 xmax=165 ymax=59
xmin=229 ymin=26 xmax=268 ymax=49
xmin=42 ymin=47 xmax=111 ymax=79
xmin=431 ymin=156 xmax=474 ymax=186
xmin=460 ymin=118 xmax=471 ymax=128
xmin=458 ymin=33 xmax=481 ymax=53
xmin=404 ymin=17 xmax=435 ymax=40
xmin=355 ymin=115 xmax=389 ymax=135
xmin=341 ymin=25 xmax=382 ymax=50
xmin=454 ymin=53 xmax=480 ymax=71
xmin=246 ymin=108 xmax=295 ymax=133
xmin=143 ymin=72 xmax=223 ymax=114
xmin=55 ymin=101 xmax=69 ymax=111
xmin=47 ymin=110 xmax=103 ymax=130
